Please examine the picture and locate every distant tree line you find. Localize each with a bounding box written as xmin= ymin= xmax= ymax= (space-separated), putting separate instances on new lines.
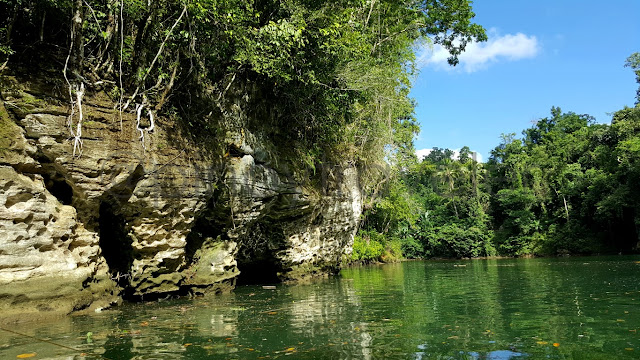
xmin=353 ymin=53 xmax=640 ymax=261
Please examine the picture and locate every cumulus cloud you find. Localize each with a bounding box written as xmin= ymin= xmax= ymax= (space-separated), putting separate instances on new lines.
xmin=415 ymin=148 xmax=484 ymax=163
xmin=418 ymin=30 xmax=540 ymax=73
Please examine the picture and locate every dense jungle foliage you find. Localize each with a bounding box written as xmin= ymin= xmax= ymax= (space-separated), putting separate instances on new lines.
xmin=0 ymin=0 xmax=484 ymax=169
xmin=355 ymin=53 xmax=640 ymax=261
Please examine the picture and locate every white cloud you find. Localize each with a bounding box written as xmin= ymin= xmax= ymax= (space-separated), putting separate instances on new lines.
xmin=418 ymin=29 xmax=540 ymax=73
xmin=415 ymin=148 xmax=433 ymax=160
xmin=415 ymin=148 xmax=484 ymax=163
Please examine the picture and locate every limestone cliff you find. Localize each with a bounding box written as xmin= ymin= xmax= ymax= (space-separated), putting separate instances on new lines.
xmin=0 ymin=73 xmax=362 ymax=321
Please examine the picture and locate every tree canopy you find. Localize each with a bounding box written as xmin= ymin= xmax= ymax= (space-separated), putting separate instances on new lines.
xmin=0 ymin=0 xmax=486 ymax=170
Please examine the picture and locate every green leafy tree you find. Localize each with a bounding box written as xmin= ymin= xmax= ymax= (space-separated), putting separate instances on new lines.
xmin=625 ymin=52 xmax=640 ymax=105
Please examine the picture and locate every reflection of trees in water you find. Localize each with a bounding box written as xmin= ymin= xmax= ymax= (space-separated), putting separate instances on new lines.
xmin=103 ymin=333 xmax=135 ymax=360
xmin=285 ymin=278 xmax=375 ymax=359
xmin=2 ymin=259 xmax=639 ymax=359
xmin=80 ymin=303 xmax=241 ymax=358
xmin=205 ymin=313 xmax=238 ymax=338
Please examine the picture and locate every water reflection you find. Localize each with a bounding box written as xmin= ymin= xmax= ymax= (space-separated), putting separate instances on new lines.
xmin=1 ymin=256 xmax=640 ymax=359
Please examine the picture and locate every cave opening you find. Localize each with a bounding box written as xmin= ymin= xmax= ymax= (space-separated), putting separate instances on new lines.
xmin=236 ymin=256 xmax=282 ymax=285
xmin=43 ymin=173 xmax=73 ymax=205
xmin=98 ymin=200 xmax=135 ymax=291
xmin=235 ymin=221 xmax=285 ymax=286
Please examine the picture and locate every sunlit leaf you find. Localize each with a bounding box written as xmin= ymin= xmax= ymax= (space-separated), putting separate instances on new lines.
xmin=16 ymin=354 xmax=36 ymax=359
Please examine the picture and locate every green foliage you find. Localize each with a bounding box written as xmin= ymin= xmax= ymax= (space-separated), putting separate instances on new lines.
xmin=357 ymin=142 xmax=494 ymax=260
xmin=0 ymin=0 xmax=486 ymax=175
xmin=400 ymin=236 xmax=423 ymax=258
xmin=488 ymin=102 xmax=640 ymax=256
xmin=424 ymin=223 xmax=492 ymax=258
xmin=351 ymin=231 xmax=385 ymax=262
xmin=625 ymin=52 xmax=640 ymax=105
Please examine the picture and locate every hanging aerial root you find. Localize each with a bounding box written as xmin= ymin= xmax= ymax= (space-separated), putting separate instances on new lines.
xmin=73 ymin=83 xmax=85 ymax=156
xmin=135 ymin=101 xmax=155 ymax=151
xmin=65 ymin=82 xmax=85 ymax=158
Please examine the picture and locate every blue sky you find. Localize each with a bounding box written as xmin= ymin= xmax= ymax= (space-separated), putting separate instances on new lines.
xmin=411 ymin=0 xmax=640 ymax=162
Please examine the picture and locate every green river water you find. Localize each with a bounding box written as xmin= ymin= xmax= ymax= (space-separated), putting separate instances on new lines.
xmin=2 ymin=256 xmax=640 ymax=359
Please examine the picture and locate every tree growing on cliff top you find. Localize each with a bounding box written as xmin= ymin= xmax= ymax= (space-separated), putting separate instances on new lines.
xmin=0 ymin=0 xmax=486 ymax=171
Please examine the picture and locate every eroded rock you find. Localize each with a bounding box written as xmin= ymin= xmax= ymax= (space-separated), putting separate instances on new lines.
xmin=0 ymin=76 xmax=362 ymax=320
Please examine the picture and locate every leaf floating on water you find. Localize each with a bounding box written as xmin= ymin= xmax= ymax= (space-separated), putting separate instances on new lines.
xmin=553 ymin=343 xmax=560 ymax=347
xmin=16 ymin=354 xmax=37 ymax=359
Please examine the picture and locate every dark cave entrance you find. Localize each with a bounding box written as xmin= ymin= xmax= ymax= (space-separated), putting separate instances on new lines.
xmin=98 ymin=200 xmax=135 ymax=291
xmin=236 ymin=256 xmax=282 ymax=285
xmin=235 ymin=221 xmax=285 ymax=286
xmin=185 ymin=191 xmax=285 ymax=286
xmin=43 ymin=172 xmax=73 ymax=205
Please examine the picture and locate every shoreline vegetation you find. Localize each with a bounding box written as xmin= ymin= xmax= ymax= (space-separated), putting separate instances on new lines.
xmin=346 ymin=252 xmax=632 ymax=268
xmin=351 ymin=63 xmax=640 ymax=263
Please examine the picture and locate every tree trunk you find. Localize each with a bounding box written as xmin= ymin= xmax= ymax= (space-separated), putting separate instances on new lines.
xmin=70 ymin=0 xmax=84 ymax=76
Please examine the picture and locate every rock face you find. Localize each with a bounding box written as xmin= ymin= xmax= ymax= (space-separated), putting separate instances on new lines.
xmin=0 ymin=75 xmax=362 ymax=320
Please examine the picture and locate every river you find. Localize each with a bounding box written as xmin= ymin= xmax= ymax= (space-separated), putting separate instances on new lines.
xmin=2 ymin=256 xmax=639 ymax=359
